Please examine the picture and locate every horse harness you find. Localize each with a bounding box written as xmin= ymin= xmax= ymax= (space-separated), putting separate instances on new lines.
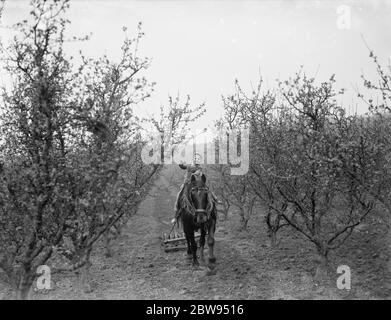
xmin=180 ymin=184 xmax=215 ymax=220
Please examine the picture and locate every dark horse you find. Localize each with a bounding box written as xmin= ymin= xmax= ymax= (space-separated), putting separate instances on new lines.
xmin=179 ymin=173 xmax=217 ymax=266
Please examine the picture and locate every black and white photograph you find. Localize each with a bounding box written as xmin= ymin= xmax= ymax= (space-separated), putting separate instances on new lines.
xmin=0 ymin=0 xmax=390 ymax=302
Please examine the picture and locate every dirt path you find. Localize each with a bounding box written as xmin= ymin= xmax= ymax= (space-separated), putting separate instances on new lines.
xmin=39 ymin=165 xmax=275 ymax=299
xmin=4 ymin=165 xmax=388 ymax=300
xmin=86 ymin=165 xmax=274 ymax=300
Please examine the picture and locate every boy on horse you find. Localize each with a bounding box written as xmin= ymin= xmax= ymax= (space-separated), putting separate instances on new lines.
xmin=172 ymin=153 xmax=217 ymax=225
xmin=172 ymin=153 xmax=204 ymax=225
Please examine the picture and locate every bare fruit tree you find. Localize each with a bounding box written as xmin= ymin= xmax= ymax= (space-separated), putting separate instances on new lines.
xmin=357 ymin=47 xmax=391 ymax=215
xmin=0 ymin=0 xmax=158 ymax=298
xmin=217 ymin=73 xmax=378 ymax=274
xmin=0 ymin=0 xmax=80 ymax=299
xmin=146 ymin=94 xmax=206 ymax=163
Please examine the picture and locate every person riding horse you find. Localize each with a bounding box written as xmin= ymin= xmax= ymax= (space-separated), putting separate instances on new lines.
xmin=172 ymin=153 xmax=204 ymax=225
xmin=173 ymin=154 xmax=218 ymax=266
xmin=172 ymin=153 xmax=218 ymax=224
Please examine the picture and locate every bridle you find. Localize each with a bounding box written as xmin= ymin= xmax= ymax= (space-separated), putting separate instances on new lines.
xmin=190 ymin=185 xmax=209 ymax=215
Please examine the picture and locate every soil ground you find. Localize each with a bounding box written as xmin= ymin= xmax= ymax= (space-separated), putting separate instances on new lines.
xmin=1 ymin=165 xmax=390 ymax=299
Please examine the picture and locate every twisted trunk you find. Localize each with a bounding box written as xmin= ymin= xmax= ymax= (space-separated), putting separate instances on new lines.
xmin=15 ymin=265 xmax=35 ymax=300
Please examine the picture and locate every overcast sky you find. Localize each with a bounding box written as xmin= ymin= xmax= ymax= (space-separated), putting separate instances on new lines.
xmin=1 ymin=0 xmax=391 ymax=135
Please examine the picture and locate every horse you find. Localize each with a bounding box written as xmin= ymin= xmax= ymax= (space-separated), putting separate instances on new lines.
xmin=179 ymin=172 xmax=217 ymax=267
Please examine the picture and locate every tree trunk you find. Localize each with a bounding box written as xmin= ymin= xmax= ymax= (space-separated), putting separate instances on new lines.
xmin=314 ymin=245 xmax=330 ymax=282
xmin=78 ymin=249 xmax=93 ymax=294
xmin=265 ymin=209 xmax=282 ymax=248
xmin=16 ymin=284 xmax=32 ymax=300
xmin=222 ymin=204 xmax=229 ymax=220
xmin=81 ymin=261 xmax=92 ymax=293
xmin=239 ymin=208 xmax=248 ymax=230
xmin=269 ymin=230 xmax=278 ymax=248
xmin=15 ymin=268 xmax=34 ymax=300
xmin=241 ymin=217 xmax=249 ymax=230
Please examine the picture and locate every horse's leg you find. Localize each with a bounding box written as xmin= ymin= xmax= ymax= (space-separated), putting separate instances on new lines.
xmin=207 ymin=219 xmax=216 ymax=265
xmin=199 ymin=226 xmax=206 ymax=263
xmin=189 ymin=230 xmax=199 ymax=266
xmin=185 ymin=233 xmax=192 ymax=256
xmin=183 ymin=218 xmax=192 ymax=257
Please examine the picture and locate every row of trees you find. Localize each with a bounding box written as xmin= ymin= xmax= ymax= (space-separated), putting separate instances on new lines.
xmin=213 ymin=56 xmax=391 ymax=272
xmin=0 ymin=0 xmax=205 ymax=299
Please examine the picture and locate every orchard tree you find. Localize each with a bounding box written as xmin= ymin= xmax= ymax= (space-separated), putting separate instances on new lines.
xmin=266 ymin=72 xmax=375 ymax=270
xmin=147 ymin=94 xmax=206 ymax=163
xmin=0 ymin=0 xmax=158 ymax=298
xmin=51 ymin=23 xmax=158 ymax=292
xmin=236 ymin=81 xmax=290 ymax=246
xmin=219 ymin=72 xmax=377 ymax=271
xmin=213 ymin=87 xmax=259 ymax=229
xmin=357 ymin=47 xmax=391 ymax=214
xmin=0 ymin=0 xmax=79 ymax=299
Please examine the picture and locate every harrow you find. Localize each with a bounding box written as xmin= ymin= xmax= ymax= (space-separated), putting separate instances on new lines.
xmin=161 ymin=225 xmax=201 ymax=253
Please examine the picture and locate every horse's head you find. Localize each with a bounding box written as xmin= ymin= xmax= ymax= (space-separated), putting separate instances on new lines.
xmin=189 ymin=173 xmax=209 ymax=225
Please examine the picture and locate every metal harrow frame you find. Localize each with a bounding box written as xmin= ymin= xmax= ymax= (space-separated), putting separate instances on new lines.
xmin=161 ymin=201 xmax=223 ymax=253
xmin=161 ymin=229 xmax=201 ymax=253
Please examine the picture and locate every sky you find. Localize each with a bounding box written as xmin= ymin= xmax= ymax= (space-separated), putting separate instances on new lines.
xmin=1 ymin=0 xmax=391 ymax=138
